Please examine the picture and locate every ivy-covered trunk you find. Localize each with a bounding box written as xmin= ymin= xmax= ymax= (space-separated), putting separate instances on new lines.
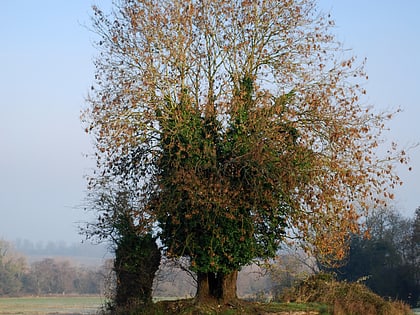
xmin=196 ymin=270 xmax=238 ymax=304
xmin=113 ymin=213 xmax=161 ymax=308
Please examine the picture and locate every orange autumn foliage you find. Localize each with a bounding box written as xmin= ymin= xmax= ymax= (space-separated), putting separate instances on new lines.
xmin=82 ymin=0 xmax=408 ymax=270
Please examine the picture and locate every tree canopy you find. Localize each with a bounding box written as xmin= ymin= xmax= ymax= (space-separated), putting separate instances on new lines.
xmin=83 ymin=0 xmax=407 ymax=303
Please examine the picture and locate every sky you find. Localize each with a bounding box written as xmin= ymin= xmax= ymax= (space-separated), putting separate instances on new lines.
xmin=0 ymin=1 xmax=419 ymax=244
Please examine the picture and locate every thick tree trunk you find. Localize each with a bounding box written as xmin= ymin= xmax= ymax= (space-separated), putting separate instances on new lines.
xmin=219 ymin=270 xmax=238 ymax=304
xmin=195 ymin=270 xmax=238 ymax=305
xmin=196 ymin=272 xmax=212 ymax=303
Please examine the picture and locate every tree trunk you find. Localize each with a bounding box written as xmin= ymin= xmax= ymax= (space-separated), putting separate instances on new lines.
xmin=219 ymin=270 xmax=238 ymax=304
xmin=196 ymin=272 xmax=212 ymax=303
xmin=195 ymin=270 xmax=238 ymax=305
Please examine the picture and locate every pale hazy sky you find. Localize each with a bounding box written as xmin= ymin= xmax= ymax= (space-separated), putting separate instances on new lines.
xmin=1 ymin=1 xmax=419 ymax=243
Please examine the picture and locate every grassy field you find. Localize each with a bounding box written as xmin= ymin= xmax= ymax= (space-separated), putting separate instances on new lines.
xmin=0 ymin=296 xmax=103 ymax=315
xmin=1 ymin=296 xmax=417 ymax=315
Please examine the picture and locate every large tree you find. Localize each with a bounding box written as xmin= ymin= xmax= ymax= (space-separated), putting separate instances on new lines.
xmin=83 ymin=0 xmax=407 ymax=304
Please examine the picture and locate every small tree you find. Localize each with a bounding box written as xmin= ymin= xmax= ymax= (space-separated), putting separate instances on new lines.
xmin=83 ymin=190 xmax=160 ymax=308
xmin=113 ymin=211 xmax=161 ymax=307
xmin=83 ymin=0 xmax=408 ymax=304
xmin=0 ymin=240 xmax=26 ymax=296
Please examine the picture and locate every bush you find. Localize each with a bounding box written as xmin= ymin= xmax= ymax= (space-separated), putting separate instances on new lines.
xmin=282 ymin=273 xmax=413 ymax=315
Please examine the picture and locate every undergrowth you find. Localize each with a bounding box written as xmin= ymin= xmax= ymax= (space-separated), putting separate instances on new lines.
xmin=281 ymin=273 xmax=413 ymax=315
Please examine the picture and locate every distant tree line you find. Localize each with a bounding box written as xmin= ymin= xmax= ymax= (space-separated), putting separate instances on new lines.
xmin=0 ymin=240 xmax=106 ymax=296
xmin=13 ymin=239 xmax=108 ymax=258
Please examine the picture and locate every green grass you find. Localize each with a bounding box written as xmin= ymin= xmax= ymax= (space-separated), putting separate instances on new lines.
xmin=0 ymin=296 xmax=103 ymax=315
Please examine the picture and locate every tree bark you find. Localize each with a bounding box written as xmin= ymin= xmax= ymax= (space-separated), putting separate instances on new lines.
xmin=196 ymin=272 xmax=212 ymax=303
xmin=195 ymin=270 xmax=238 ymax=305
xmin=219 ymin=270 xmax=238 ymax=304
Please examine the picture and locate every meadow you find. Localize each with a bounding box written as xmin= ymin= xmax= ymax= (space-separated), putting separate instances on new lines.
xmin=1 ymin=296 xmax=418 ymax=315
xmin=0 ymin=296 xmax=103 ymax=315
